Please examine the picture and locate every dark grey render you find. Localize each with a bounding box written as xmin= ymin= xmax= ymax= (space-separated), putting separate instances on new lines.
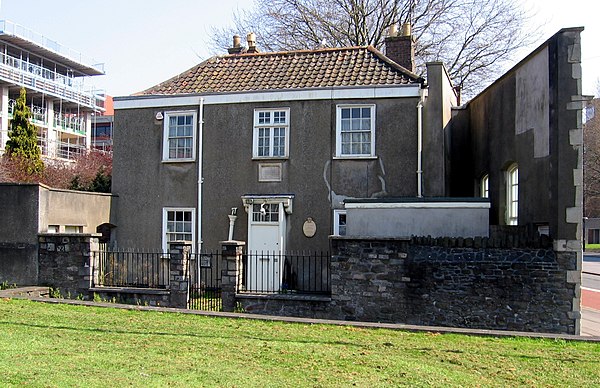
xmin=112 ymin=38 xmax=455 ymax=252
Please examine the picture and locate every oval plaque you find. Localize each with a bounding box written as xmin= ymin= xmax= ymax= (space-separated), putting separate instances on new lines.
xmin=303 ymin=217 xmax=317 ymax=238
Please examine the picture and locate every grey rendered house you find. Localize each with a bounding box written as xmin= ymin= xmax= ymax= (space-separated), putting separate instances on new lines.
xmin=112 ymin=31 xmax=456 ymax=254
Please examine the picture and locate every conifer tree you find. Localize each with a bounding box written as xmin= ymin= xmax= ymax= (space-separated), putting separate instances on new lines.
xmin=5 ymin=88 xmax=44 ymax=174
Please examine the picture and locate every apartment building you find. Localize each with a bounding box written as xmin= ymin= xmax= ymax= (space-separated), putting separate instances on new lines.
xmin=0 ymin=20 xmax=105 ymax=160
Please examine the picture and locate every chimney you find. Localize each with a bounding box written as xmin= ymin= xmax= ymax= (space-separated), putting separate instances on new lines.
xmin=228 ymin=35 xmax=244 ymax=54
xmin=384 ymin=23 xmax=415 ymax=73
xmin=246 ymin=32 xmax=260 ymax=53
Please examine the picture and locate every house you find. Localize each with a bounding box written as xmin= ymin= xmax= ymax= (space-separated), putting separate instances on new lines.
xmin=0 ymin=20 xmax=105 ymax=160
xmin=112 ymin=28 xmax=457 ymax=254
xmin=91 ymin=95 xmax=114 ymax=151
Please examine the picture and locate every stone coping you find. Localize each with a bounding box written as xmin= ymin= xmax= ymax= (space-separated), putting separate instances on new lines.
xmin=89 ymin=287 xmax=169 ymax=295
xmin=236 ymin=293 xmax=331 ymax=302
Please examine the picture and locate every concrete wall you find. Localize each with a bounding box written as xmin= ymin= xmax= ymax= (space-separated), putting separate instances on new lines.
xmin=0 ymin=184 xmax=40 ymax=284
xmin=345 ymin=199 xmax=490 ymax=238
xmin=41 ymin=186 xmax=113 ymax=233
xmin=423 ymin=62 xmax=458 ymax=196
xmin=113 ymin=96 xmax=433 ymax=252
xmin=449 ymin=28 xmax=583 ymax=243
xmin=0 ymin=183 xmax=115 ymax=285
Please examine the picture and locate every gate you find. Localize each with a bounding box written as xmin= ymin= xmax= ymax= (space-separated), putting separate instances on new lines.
xmin=188 ymin=252 xmax=222 ymax=311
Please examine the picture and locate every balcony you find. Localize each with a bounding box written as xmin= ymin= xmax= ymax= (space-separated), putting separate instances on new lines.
xmin=0 ymin=52 xmax=105 ymax=111
xmin=8 ymin=99 xmax=86 ymax=136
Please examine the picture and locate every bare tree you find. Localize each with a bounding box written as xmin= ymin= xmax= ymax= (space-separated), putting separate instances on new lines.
xmin=209 ymin=0 xmax=538 ymax=98
xmin=584 ymin=96 xmax=600 ymax=218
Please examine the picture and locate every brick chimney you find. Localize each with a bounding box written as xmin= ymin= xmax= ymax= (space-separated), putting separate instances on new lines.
xmin=384 ymin=23 xmax=415 ymax=73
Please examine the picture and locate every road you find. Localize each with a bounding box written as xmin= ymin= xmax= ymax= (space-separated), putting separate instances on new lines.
xmin=582 ymin=254 xmax=600 ymax=336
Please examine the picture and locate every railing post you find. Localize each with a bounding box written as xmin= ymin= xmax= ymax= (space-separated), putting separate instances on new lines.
xmin=220 ymin=240 xmax=245 ymax=312
xmin=168 ymin=241 xmax=191 ymax=309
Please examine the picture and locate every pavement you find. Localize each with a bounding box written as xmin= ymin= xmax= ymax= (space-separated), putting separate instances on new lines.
xmin=582 ymin=253 xmax=600 ymax=336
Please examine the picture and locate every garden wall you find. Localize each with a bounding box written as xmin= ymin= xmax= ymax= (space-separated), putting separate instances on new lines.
xmin=238 ymin=234 xmax=579 ymax=335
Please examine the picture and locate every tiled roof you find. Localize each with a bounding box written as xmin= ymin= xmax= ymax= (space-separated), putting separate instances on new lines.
xmin=138 ymin=46 xmax=422 ymax=95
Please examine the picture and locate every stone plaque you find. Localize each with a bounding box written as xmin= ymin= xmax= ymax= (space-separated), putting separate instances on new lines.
xmin=303 ymin=217 xmax=317 ymax=238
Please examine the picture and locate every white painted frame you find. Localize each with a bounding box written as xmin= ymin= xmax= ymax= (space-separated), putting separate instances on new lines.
xmin=335 ymin=104 xmax=376 ymax=158
xmin=481 ymin=174 xmax=489 ymax=198
xmin=333 ymin=209 xmax=347 ymax=236
xmin=506 ymin=164 xmax=518 ymax=225
xmin=252 ymin=108 xmax=290 ymax=159
xmin=162 ymin=110 xmax=197 ymax=162
xmin=162 ymin=207 xmax=196 ymax=253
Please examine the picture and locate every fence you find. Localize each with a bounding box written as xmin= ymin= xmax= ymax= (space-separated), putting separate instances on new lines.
xmin=93 ymin=250 xmax=169 ymax=289
xmin=189 ymin=252 xmax=222 ymax=311
xmin=239 ymin=251 xmax=330 ymax=295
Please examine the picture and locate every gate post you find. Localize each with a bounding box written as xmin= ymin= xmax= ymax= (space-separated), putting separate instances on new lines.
xmin=169 ymin=241 xmax=191 ymax=309
xmin=220 ymin=240 xmax=245 ymax=312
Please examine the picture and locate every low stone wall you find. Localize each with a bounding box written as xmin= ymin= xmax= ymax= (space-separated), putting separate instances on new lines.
xmin=89 ymin=287 xmax=169 ymax=307
xmin=328 ymin=237 xmax=578 ymax=334
xmin=38 ymin=234 xmax=98 ymax=298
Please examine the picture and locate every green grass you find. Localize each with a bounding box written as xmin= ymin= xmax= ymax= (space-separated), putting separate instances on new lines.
xmin=585 ymin=243 xmax=600 ymax=250
xmin=0 ymin=299 xmax=599 ymax=387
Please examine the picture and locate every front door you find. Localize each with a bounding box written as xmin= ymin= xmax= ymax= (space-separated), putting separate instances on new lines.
xmin=247 ymin=202 xmax=285 ymax=292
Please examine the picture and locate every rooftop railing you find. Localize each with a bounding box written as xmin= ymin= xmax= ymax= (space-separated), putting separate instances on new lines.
xmin=0 ymin=52 xmax=105 ymax=110
xmin=0 ymin=20 xmax=104 ymax=74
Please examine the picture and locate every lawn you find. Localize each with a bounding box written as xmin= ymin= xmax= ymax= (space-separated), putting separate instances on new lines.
xmin=0 ymin=299 xmax=598 ymax=387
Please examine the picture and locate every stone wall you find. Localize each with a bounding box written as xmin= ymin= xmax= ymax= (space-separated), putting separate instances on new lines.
xmin=38 ymin=234 xmax=99 ymax=298
xmin=327 ymin=237 xmax=577 ymax=334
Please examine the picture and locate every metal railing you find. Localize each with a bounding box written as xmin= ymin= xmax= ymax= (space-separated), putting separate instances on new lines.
xmin=0 ymin=20 xmax=104 ymax=73
xmin=0 ymin=51 xmax=105 ymax=110
xmin=189 ymin=252 xmax=222 ymax=311
xmin=240 ymin=251 xmax=331 ymax=295
xmin=93 ymin=250 xmax=170 ymax=289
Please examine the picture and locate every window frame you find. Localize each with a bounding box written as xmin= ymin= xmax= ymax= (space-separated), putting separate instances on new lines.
xmin=162 ymin=207 xmax=196 ymax=253
xmin=253 ymin=108 xmax=290 ymax=159
xmin=333 ymin=209 xmax=347 ymax=236
xmin=506 ymin=164 xmax=518 ymax=225
xmin=481 ymin=174 xmax=489 ymax=198
xmin=335 ymin=104 xmax=376 ymax=158
xmin=162 ymin=110 xmax=197 ymax=162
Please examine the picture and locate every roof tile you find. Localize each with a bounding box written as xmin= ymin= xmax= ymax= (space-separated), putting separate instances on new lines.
xmin=139 ymin=46 xmax=421 ymax=95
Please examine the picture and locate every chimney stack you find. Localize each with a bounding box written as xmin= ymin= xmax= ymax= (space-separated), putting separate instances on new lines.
xmin=384 ymin=23 xmax=415 ymax=73
xmin=228 ymin=35 xmax=244 ymax=54
xmin=246 ymin=32 xmax=259 ymax=53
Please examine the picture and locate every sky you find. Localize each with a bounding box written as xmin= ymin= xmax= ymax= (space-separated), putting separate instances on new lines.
xmin=0 ymin=0 xmax=598 ymax=98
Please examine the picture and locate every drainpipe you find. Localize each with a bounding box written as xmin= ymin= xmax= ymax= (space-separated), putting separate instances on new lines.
xmin=197 ymin=97 xmax=204 ymax=253
xmin=417 ymin=88 xmax=425 ymax=198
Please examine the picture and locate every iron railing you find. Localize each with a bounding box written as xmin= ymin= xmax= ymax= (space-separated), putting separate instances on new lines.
xmin=188 ymin=252 xmax=222 ymax=311
xmin=93 ymin=250 xmax=169 ymax=289
xmin=240 ymin=251 xmax=331 ymax=295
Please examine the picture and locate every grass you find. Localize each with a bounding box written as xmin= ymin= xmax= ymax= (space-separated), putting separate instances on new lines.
xmin=585 ymin=243 xmax=600 ymax=250
xmin=0 ymin=298 xmax=599 ymax=387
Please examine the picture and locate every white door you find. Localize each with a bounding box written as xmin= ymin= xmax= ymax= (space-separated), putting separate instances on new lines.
xmin=247 ymin=202 xmax=285 ymax=292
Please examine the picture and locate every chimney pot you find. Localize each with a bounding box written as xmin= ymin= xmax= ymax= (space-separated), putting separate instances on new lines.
xmin=233 ymin=35 xmax=242 ymax=48
xmin=247 ymin=32 xmax=256 ymax=48
xmin=388 ymin=24 xmax=398 ymax=37
xmin=401 ymin=23 xmax=411 ymax=37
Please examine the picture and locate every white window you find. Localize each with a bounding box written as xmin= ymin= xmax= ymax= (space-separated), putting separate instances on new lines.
xmin=253 ymin=108 xmax=289 ymax=158
xmin=336 ymin=105 xmax=375 ymax=157
xmin=333 ymin=210 xmax=347 ymax=236
xmin=506 ymin=165 xmax=518 ymax=225
xmin=481 ymin=174 xmax=489 ymax=198
xmin=162 ymin=208 xmax=195 ymax=252
xmin=252 ymin=203 xmax=280 ymax=223
xmin=163 ymin=111 xmax=196 ymax=161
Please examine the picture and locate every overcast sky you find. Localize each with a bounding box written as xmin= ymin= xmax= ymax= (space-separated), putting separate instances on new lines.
xmin=1 ymin=0 xmax=598 ymax=97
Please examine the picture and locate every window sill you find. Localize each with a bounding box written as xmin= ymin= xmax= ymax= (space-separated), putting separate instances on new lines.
xmin=333 ymin=155 xmax=378 ymax=160
xmin=161 ymin=158 xmax=196 ymax=164
xmin=252 ymin=157 xmax=289 ymax=161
